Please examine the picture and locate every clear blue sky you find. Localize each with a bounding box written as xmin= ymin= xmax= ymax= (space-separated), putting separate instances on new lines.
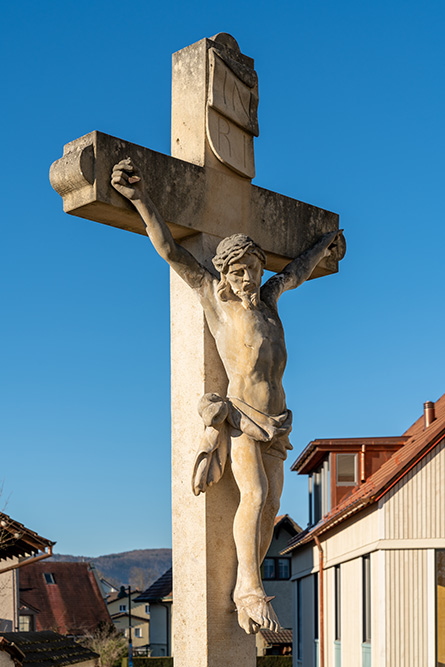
xmin=1 ymin=0 xmax=444 ymax=556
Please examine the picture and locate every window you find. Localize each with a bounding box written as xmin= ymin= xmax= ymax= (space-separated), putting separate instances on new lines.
xmin=43 ymin=573 xmax=56 ymax=584
xmin=134 ymin=627 xmax=142 ymax=638
xmin=296 ymin=579 xmax=302 ymax=660
xmin=119 ymin=604 xmax=127 ymax=612
xmin=337 ymin=454 xmax=357 ymax=485
xmin=278 ymin=558 xmax=291 ymax=580
xmin=334 ymin=565 xmax=341 ymax=641
xmin=310 ymin=457 xmax=331 ymax=525
xmin=145 ymin=604 xmax=150 ymax=615
xmin=362 ymin=555 xmax=371 ymax=643
xmin=263 ymin=558 xmax=275 ymax=579
xmin=314 ymin=573 xmax=319 ymax=640
xmin=19 ymin=615 xmax=33 ymax=632
xmin=262 ymin=557 xmax=291 ymax=580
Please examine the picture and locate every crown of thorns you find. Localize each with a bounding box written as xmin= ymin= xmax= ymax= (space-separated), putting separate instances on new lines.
xmin=212 ymin=234 xmax=266 ymax=274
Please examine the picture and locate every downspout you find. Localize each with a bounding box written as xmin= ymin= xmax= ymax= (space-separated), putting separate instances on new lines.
xmin=314 ymin=536 xmax=324 ymax=667
xmin=0 ymin=546 xmax=53 ymax=574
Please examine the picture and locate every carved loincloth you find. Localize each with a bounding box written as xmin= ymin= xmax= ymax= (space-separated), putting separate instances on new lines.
xmin=192 ymin=393 xmax=293 ymax=496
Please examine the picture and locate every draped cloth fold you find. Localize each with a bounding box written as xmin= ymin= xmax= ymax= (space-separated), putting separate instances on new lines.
xmin=192 ymin=393 xmax=293 ymax=496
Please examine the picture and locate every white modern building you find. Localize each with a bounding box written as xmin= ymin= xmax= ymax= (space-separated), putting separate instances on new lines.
xmin=284 ymin=394 xmax=445 ymax=667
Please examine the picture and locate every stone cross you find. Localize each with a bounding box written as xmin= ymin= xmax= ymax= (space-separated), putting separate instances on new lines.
xmin=50 ymin=33 xmax=342 ymax=667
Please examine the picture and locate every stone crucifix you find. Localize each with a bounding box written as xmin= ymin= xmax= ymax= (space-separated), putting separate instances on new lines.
xmin=50 ymin=33 xmax=345 ymax=667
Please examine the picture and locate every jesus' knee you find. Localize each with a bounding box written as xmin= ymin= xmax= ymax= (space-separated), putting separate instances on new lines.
xmin=240 ymin=487 xmax=268 ymax=516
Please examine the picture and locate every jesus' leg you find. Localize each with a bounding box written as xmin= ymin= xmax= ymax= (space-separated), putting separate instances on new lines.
xmin=230 ymin=433 xmax=280 ymax=634
xmin=259 ymin=453 xmax=284 ymax=563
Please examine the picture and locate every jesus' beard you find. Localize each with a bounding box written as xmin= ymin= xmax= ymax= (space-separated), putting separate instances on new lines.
xmin=237 ymin=289 xmax=260 ymax=310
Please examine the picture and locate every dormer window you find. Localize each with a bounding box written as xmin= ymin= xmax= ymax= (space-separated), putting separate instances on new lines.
xmin=337 ymin=453 xmax=357 ymax=485
xmin=43 ymin=573 xmax=56 ymax=584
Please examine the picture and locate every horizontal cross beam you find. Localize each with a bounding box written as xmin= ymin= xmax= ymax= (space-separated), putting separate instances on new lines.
xmin=50 ymin=130 xmax=341 ymax=275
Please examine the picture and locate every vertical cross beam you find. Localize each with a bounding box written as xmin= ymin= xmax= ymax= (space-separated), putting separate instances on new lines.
xmin=170 ymin=34 xmax=257 ymax=666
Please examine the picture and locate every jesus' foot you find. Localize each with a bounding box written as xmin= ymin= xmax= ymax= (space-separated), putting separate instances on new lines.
xmin=234 ymin=589 xmax=282 ymax=634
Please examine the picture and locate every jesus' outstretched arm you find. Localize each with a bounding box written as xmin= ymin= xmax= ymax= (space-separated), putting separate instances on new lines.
xmin=111 ymin=158 xmax=210 ymax=291
xmin=261 ymin=229 xmax=344 ymax=304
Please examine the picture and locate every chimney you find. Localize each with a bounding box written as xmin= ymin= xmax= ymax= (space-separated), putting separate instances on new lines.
xmin=424 ymin=401 xmax=436 ymax=429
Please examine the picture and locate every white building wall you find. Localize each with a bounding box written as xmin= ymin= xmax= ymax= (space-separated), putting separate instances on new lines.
xmin=384 ymin=439 xmax=445 ymax=540
xmin=0 ymin=567 xmax=18 ymax=631
xmin=338 ymin=558 xmax=362 ymax=667
xmin=385 ymin=549 xmax=428 ymax=667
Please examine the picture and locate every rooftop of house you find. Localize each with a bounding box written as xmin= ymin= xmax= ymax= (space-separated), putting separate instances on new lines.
xmin=291 ymin=436 xmax=409 ymax=475
xmin=283 ymin=393 xmax=445 ymax=554
xmin=274 ymin=514 xmax=302 ymax=535
xmin=19 ymin=562 xmax=111 ymax=635
xmin=0 ymin=631 xmax=98 ymax=667
xmin=134 ymin=568 xmax=172 ymax=603
xmin=110 ymin=611 xmax=147 ymax=622
xmin=260 ymin=628 xmax=293 ymax=645
xmin=106 ymin=587 xmax=141 ymax=604
xmin=0 ymin=513 xmax=54 ymax=563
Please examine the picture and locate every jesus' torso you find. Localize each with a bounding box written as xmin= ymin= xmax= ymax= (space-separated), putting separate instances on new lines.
xmin=199 ymin=278 xmax=287 ymax=415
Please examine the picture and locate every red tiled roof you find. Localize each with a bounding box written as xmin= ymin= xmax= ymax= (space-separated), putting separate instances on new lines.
xmin=19 ymin=562 xmax=111 ymax=635
xmin=283 ymin=393 xmax=445 ymax=554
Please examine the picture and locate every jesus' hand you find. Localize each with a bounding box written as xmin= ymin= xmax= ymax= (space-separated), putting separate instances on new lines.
xmin=111 ymin=158 xmax=144 ymax=201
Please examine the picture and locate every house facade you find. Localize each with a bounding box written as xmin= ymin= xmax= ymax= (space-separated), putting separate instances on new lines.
xmin=107 ymin=588 xmax=149 ymax=652
xmin=135 ymin=568 xmax=172 ymax=658
xmin=284 ymin=394 xmax=445 ymax=667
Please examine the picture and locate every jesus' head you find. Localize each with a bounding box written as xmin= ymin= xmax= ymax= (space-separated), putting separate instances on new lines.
xmin=213 ymin=234 xmax=266 ymax=309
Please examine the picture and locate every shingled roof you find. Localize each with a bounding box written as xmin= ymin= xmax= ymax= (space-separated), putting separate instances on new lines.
xmin=260 ymin=628 xmax=293 ymax=645
xmin=19 ymin=562 xmax=111 ymax=635
xmin=283 ymin=393 xmax=445 ymax=554
xmin=134 ymin=568 xmax=172 ymax=603
xmin=0 ymin=632 xmax=98 ymax=667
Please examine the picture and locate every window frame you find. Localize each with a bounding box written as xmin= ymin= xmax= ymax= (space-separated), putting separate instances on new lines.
xmin=334 ymin=565 xmax=341 ymax=641
xmin=362 ymin=554 xmax=371 ymax=644
xmin=262 ymin=556 xmax=291 ymax=581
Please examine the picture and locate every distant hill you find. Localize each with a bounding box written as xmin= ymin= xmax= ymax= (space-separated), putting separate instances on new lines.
xmin=49 ymin=548 xmax=172 ymax=591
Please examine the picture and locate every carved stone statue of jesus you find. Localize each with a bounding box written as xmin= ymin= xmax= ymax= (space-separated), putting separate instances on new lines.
xmin=112 ymin=157 xmax=342 ymax=635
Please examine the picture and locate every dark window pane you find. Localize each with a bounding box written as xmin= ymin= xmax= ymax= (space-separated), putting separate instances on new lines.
xmin=362 ymin=555 xmax=371 ymax=643
xmin=314 ymin=573 xmax=319 ymax=640
xmin=278 ymin=558 xmax=290 ymax=580
xmin=337 ymin=454 xmax=357 ymax=484
xmin=263 ymin=558 xmax=275 ymax=579
xmin=335 ymin=565 xmax=341 ymax=640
